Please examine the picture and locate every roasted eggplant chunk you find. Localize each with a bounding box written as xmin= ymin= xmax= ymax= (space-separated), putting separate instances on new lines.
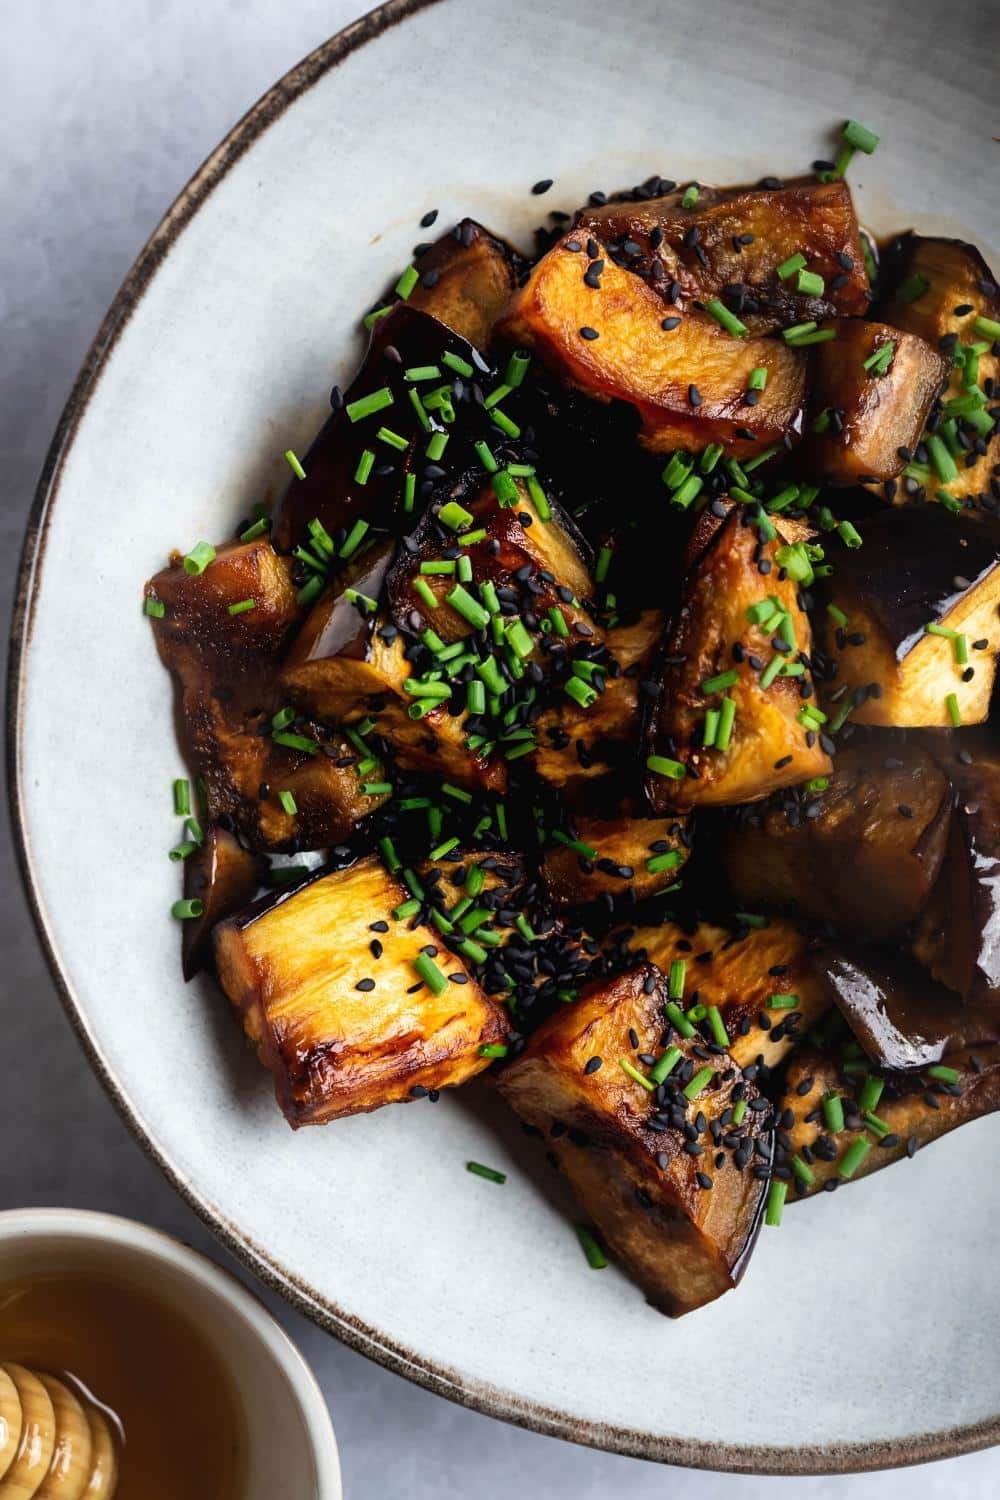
xmin=611 ymin=918 xmax=829 ymax=1073
xmin=801 ymin=320 xmax=948 ymax=485
xmin=878 ymin=234 xmax=1000 ymax=509
xmin=498 ymin=964 xmax=771 ymax=1315
xmin=914 ymin=739 xmax=1000 ymax=1008
xmin=721 ymin=740 xmax=951 ymax=941
xmin=818 ymin=948 xmax=1000 ymax=1070
xmin=282 ymin=544 xmax=505 ymax=793
xmin=534 ymin=610 xmax=664 ymax=795
xmin=496 ymin=234 xmax=808 ymax=458
xmin=541 ymin=814 xmax=692 ymax=911
xmin=577 ymin=178 xmax=869 ymax=332
xmin=272 ymin=305 xmax=492 ymax=551
xmin=820 ymin=506 xmax=1000 ymax=726
xmin=147 ymin=540 xmax=389 ymax=848
xmin=780 ymin=1043 xmax=1000 ymax=1195
xmin=214 ymin=855 xmax=510 ymax=1125
xmin=181 ymin=825 xmax=260 ymax=979
xmin=409 ymin=219 xmax=521 ymax=348
xmin=644 ymin=508 xmax=830 ymax=812
xmin=386 ymin=483 xmax=593 ymax=642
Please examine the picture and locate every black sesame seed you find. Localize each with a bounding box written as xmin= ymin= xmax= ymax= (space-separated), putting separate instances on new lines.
xmin=532 ymin=178 xmax=553 ymax=195
xmin=579 ymin=326 xmax=600 ymax=341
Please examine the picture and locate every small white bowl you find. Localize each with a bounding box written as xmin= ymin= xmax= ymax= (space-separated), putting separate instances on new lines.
xmin=0 ymin=1208 xmax=342 ymax=1499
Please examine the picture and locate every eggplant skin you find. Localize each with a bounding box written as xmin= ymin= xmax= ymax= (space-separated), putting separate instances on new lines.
xmin=609 ymin=917 xmax=830 ymax=1074
xmin=577 ymin=178 xmax=868 ymax=333
xmin=181 ymin=826 xmax=260 ymax=980
xmin=643 ymin=508 xmax=830 ymax=812
xmin=409 ymin=219 xmax=521 ymax=348
xmin=147 ymin=539 xmax=390 ymax=850
xmin=721 ymin=740 xmax=952 ymax=942
xmin=496 ymin=233 xmax=807 ymax=459
xmin=214 ymin=856 xmax=509 ymax=1126
xmin=817 ymin=947 xmax=1000 ymax=1071
xmin=821 ymin=506 xmax=1000 ymax=727
xmin=877 ymin=234 xmax=1000 ymax=509
xmin=498 ymin=965 xmax=771 ymax=1316
xmin=780 ymin=1044 xmax=1000 ymax=1196
xmin=800 ymin=320 xmax=948 ymax=485
xmin=914 ymin=738 xmax=1000 ymax=1009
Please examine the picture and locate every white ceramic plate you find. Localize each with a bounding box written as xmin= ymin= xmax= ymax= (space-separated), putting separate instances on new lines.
xmin=11 ymin=0 xmax=1000 ymax=1473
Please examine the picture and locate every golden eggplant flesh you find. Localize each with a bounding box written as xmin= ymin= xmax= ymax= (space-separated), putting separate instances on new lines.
xmin=820 ymin=506 xmax=1000 ymax=727
xmin=643 ymin=508 xmax=830 ymax=812
xmin=540 ymin=814 xmax=692 ymax=911
xmin=409 ymin=218 xmax=521 ymax=348
xmin=495 ymin=233 xmax=808 ymax=459
xmin=780 ymin=1043 xmax=1000 ymax=1196
xmin=498 ymin=965 xmax=771 ymax=1316
xmin=214 ymin=855 xmax=510 ymax=1126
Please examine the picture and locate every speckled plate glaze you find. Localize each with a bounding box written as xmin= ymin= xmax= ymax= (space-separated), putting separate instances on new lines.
xmin=10 ymin=0 xmax=1000 ymax=1473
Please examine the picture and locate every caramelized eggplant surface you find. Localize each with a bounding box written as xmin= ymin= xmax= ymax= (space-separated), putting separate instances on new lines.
xmin=780 ymin=1043 xmax=1000 ymax=1195
xmin=409 ymin=219 xmax=521 ymax=347
xmin=147 ymin=539 xmax=390 ymax=849
xmin=609 ymin=918 xmax=830 ymax=1073
xmin=577 ymin=178 xmax=869 ymax=332
xmin=801 ymin=320 xmax=948 ymax=485
xmin=820 ymin=506 xmax=1000 ymax=726
xmin=643 ymin=507 xmax=830 ymax=811
xmin=722 ymin=739 xmax=951 ymax=941
xmin=499 ymin=965 xmax=772 ymax=1315
xmin=214 ymin=856 xmax=509 ymax=1125
xmin=147 ymin=134 xmax=1000 ymax=1317
xmin=496 ymin=234 xmax=808 ymax=458
xmin=877 ymin=234 xmax=1000 ymax=511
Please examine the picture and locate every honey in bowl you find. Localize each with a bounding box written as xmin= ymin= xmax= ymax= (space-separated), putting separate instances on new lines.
xmin=0 ymin=1270 xmax=246 ymax=1498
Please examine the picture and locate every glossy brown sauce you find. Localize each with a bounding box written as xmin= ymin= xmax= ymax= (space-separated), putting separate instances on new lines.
xmin=0 ymin=1271 xmax=246 ymax=1499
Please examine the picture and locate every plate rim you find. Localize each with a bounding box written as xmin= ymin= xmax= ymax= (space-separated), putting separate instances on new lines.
xmin=7 ymin=0 xmax=999 ymax=1473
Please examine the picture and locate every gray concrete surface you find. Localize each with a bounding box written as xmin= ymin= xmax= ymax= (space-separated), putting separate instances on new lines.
xmin=1 ymin=2 xmax=996 ymax=1493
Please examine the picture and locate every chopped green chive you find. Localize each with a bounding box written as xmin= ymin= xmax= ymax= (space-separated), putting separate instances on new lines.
xmin=927 ymin=1064 xmax=960 ymax=1084
xmin=505 ymin=349 xmax=532 ymax=387
xmin=683 ymin=1066 xmax=715 ymax=1101
xmin=974 ymin=314 xmax=1000 ymax=340
xmin=173 ymin=778 xmax=191 ymax=816
xmin=748 ymin=366 xmax=768 ymax=391
xmin=706 ymin=1005 xmax=729 ymax=1047
xmin=167 ymin=840 xmax=197 ymax=862
xmin=706 ymin=298 xmax=748 ymax=337
xmin=842 ymin=119 xmax=879 ymax=154
xmin=346 ymin=386 xmax=394 ymax=423
xmin=857 ymin=1075 xmax=885 ymax=1114
xmin=667 ymin=960 xmax=687 ymax=1001
xmin=479 ymin=1043 xmax=509 ymax=1059
xmin=576 ymin=1225 xmax=608 ymax=1269
xmin=442 ymin=351 xmax=474 ymax=378
xmin=446 ymin=585 xmax=490 ymax=630
xmin=619 ymin=1058 xmax=655 ymax=1091
xmin=647 ymin=754 xmax=686 ymax=780
xmin=785 ymin=327 xmax=837 ymax=346
xmin=647 ymin=849 xmax=683 ymax=876
xmin=354 ymin=449 xmax=375 ymax=485
xmin=438 ymin=500 xmax=474 ymax=532
xmin=681 ymin=183 xmax=700 ymax=208
xmin=377 ymin=426 xmax=409 ymax=451
xmin=838 ymin=1137 xmax=872 ymax=1180
xmin=526 ymin=475 xmax=552 ymax=521
xmin=765 ymin=1179 xmax=788 ymax=1226
xmin=144 ymin=596 xmax=166 ymax=618
xmin=837 ymin=520 xmax=863 ymax=549
xmin=822 ymin=1092 xmax=845 ymax=1133
xmin=649 ymin=1046 xmax=683 ymax=1085
xmin=413 ymin=577 xmax=438 ymax=611
xmin=171 ymin=898 xmax=204 ymax=920
xmin=363 ymin=305 xmax=393 ymax=329
xmin=394 ymin=265 xmax=419 ymax=299
xmin=283 ymin=449 xmax=306 ymax=480
xmin=826 ymin=602 xmax=848 ymax=627
xmin=183 ymin=541 xmax=216 ymax=576
xmin=790 ymin=1155 xmax=816 ymax=1187
xmin=777 ymin=252 xmax=807 ymax=280
xmin=491 ymin=409 xmax=521 ymax=440
xmin=412 ymin=953 xmax=447 ymax=995
xmin=946 ymin=692 xmax=962 ymax=727
xmin=926 ymin=434 xmax=958 ymax=483
xmin=768 ymin=993 xmax=799 ymax=1010
xmin=796 ymin=268 xmax=825 ymax=297
xmin=670 ymin=473 xmax=703 ymax=510
xmin=595 ymin=546 xmax=613 ymax=584
xmin=277 ymin=789 xmax=297 ymax=816
xmin=466 ymin=1161 xmax=506 ymax=1184
xmin=272 ymin=729 xmax=320 ymax=757
xmin=474 ymin=440 xmax=498 ymax=473
xmin=863 ymin=343 xmax=895 ymax=376
xmin=702 ymin=669 xmax=739 ymax=694
xmin=731 ymin=1099 xmax=747 ymax=1126
xmin=564 ymin=676 xmax=597 ymax=709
